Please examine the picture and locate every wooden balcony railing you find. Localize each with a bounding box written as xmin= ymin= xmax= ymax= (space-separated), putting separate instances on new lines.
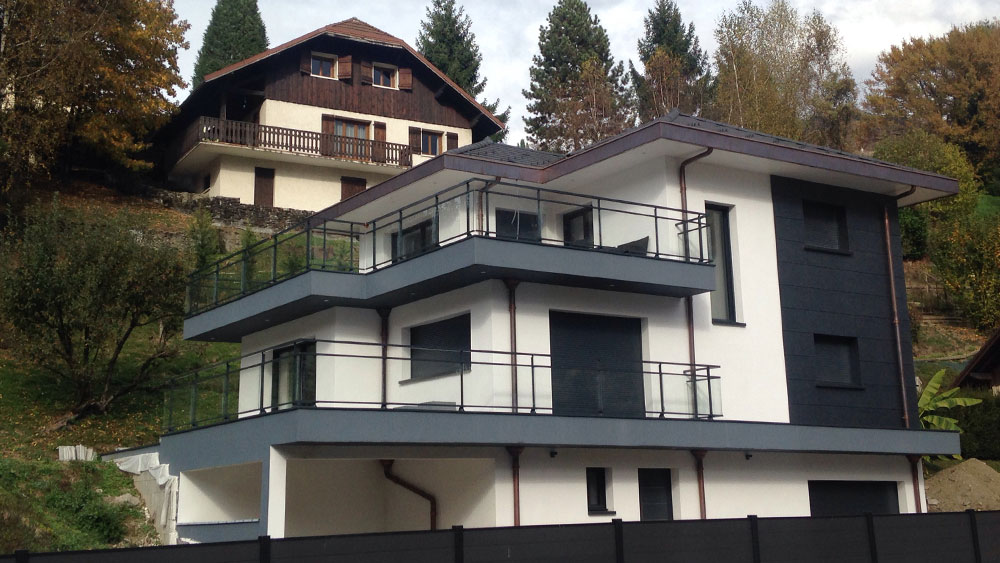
xmin=180 ymin=116 xmax=413 ymax=168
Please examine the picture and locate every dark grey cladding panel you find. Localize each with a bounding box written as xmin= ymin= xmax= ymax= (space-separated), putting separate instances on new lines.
xmin=771 ymin=176 xmax=918 ymax=429
xmin=184 ymin=237 xmax=716 ymax=342
xmin=176 ymin=522 xmax=261 ymax=543
xmin=153 ymin=409 xmax=959 ymax=474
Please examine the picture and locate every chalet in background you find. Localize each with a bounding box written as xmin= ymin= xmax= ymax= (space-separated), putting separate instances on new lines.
xmin=158 ymin=18 xmax=503 ymax=211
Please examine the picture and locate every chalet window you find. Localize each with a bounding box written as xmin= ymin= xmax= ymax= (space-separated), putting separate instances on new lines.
xmin=814 ymin=334 xmax=860 ymax=387
xmin=373 ymin=64 xmax=396 ymax=88
xmin=563 ymin=207 xmax=594 ymax=247
xmin=391 ymin=219 xmax=437 ymax=262
xmin=310 ymin=54 xmax=337 ymax=78
xmin=421 ymin=130 xmax=442 ymax=155
xmin=271 ymin=341 xmax=316 ymax=411
xmin=409 ymin=314 xmax=471 ymax=380
xmin=803 ymin=200 xmax=848 ymax=252
xmin=334 ymin=118 xmax=368 ymax=140
xmin=496 ymin=209 xmax=540 ymax=242
xmin=324 ymin=117 xmax=369 ymax=160
xmin=586 ymin=467 xmax=611 ymax=513
xmin=706 ymin=204 xmax=736 ymax=323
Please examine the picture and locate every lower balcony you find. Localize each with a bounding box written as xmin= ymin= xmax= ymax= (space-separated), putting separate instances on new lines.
xmin=162 ymin=340 xmax=721 ymax=434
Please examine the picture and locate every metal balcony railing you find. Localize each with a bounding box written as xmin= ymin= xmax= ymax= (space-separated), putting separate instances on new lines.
xmin=180 ymin=116 xmax=413 ymax=167
xmin=162 ymin=339 xmax=721 ymax=433
xmin=186 ymin=179 xmax=711 ymax=315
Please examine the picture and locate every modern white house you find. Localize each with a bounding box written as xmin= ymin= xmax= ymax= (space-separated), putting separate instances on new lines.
xmin=158 ymin=18 xmax=503 ymax=211
xmin=115 ymin=107 xmax=961 ymax=545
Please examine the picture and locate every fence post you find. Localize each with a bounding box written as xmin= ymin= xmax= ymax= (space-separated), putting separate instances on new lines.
xmin=14 ymin=549 xmax=28 ymax=563
xmin=968 ymin=509 xmax=982 ymax=563
xmin=865 ymin=512 xmax=879 ymax=563
xmin=453 ymin=525 xmax=464 ymax=563
xmin=258 ymin=535 xmax=271 ymax=563
xmin=613 ymin=518 xmax=624 ymax=563
xmin=748 ymin=515 xmax=761 ymax=563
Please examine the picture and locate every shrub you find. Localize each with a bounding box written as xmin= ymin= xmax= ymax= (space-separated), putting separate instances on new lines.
xmin=929 ymin=213 xmax=1000 ymax=330
xmin=187 ymin=208 xmax=221 ymax=270
xmin=955 ymin=389 xmax=1000 ymax=459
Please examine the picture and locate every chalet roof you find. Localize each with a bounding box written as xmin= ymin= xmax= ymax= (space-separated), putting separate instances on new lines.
xmin=953 ymin=328 xmax=1000 ymax=388
xmin=199 ymin=18 xmax=504 ymax=133
xmin=449 ymin=139 xmax=566 ymax=167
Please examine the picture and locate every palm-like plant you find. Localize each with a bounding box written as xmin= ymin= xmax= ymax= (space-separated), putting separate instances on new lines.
xmin=918 ymin=369 xmax=982 ymax=433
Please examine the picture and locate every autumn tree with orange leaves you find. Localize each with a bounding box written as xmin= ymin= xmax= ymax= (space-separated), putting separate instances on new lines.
xmin=0 ymin=0 xmax=189 ymax=191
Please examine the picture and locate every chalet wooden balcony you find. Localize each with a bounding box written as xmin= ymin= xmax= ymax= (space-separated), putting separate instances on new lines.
xmin=176 ymin=116 xmax=413 ymax=168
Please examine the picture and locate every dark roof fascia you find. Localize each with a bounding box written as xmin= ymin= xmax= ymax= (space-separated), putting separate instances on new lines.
xmin=953 ymin=328 xmax=1000 ymax=388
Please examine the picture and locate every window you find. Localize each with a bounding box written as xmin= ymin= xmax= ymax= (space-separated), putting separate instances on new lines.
xmin=409 ymin=314 xmax=471 ymax=380
xmin=323 ymin=117 xmax=369 ymax=160
xmin=586 ymin=467 xmax=611 ymax=513
xmin=496 ymin=209 xmax=540 ymax=242
xmin=808 ymin=481 xmax=899 ymax=517
xmin=271 ymin=341 xmax=316 ymax=411
xmin=814 ymin=334 xmax=860 ymax=386
xmin=803 ymin=200 xmax=848 ymax=251
xmin=391 ymin=219 xmax=437 ymax=262
xmin=334 ymin=118 xmax=368 ymax=140
xmin=563 ymin=207 xmax=594 ymax=247
xmin=706 ymin=205 xmax=736 ymax=322
xmin=638 ymin=468 xmax=673 ymax=521
xmin=311 ymin=54 xmax=336 ymax=78
xmin=373 ymin=64 xmax=396 ymax=88
xmin=421 ymin=130 xmax=442 ymax=155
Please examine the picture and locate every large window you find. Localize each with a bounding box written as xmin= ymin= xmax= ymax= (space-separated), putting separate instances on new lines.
xmin=563 ymin=207 xmax=594 ymax=247
xmin=391 ymin=219 xmax=437 ymax=262
xmin=409 ymin=314 xmax=471 ymax=380
xmin=803 ymin=200 xmax=848 ymax=251
xmin=270 ymin=341 xmax=316 ymax=410
xmin=706 ymin=204 xmax=736 ymax=322
xmin=496 ymin=209 xmax=540 ymax=242
xmin=814 ymin=334 xmax=860 ymax=386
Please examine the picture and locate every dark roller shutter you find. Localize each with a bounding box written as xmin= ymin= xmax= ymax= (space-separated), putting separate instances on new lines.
xmin=337 ymin=55 xmax=352 ymax=80
xmin=410 ymin=314 xmax=471 ymax=380
xmin=803 ymin=200 xmax=847 ymax=250
xmin=447 ymin=132 xmax=458 ymax=151
xmin=808 ymin=481 xmax=899 ymax=516
xmin=549 ymin=311 xmax=644 ymax=418
xmin=638 ymin=468 xmax=674 ymax=521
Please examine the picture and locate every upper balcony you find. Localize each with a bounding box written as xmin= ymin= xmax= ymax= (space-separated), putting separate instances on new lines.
xmin=168 ymin=116 xmax=413 ymax=175
xmin=184 ymin=180 xmax=716 ymax=341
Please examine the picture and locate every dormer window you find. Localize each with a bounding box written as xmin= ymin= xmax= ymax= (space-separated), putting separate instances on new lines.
xmin=311 ymin=53 xmax=337 ymax=79
xmin=373 ymin=64 xmax=396 ymax=88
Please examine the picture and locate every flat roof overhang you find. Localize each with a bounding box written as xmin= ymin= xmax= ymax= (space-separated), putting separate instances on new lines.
xmin=184 ymin=236 xmax=715 ymax=342
xmin=144 ymin=408 xmax=960 ymax=473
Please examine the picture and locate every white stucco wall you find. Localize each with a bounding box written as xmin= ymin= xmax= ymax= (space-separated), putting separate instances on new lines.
xmin=177 ymin=462 xmax=262 ymax=524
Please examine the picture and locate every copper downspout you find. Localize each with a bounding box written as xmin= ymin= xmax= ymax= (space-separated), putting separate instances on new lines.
xmin=907 ymin=454 xmax=924 ymax=513
xmin=885 ymin=187 xmax=916 ymax=428
xmin=678 ymin=148 xmax=713 ymax=416
xmin=691 ymin=449 xmax=708 ymax=519
xmin=505 ymin=280 xmax=520 ymax=412
xmin=378 ymin=308 xmax=391 ymax=409
xmin=380 ymin=460 xmax=438 ymax=530
xmin=507 ymin=446 xmax=524 ymax=526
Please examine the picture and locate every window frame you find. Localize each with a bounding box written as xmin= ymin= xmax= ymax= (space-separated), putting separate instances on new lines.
xmin=310 ymin=52 xmax=338 ymax=80
xmin=813 ymin=334 xmax=863 ymax=388
xmin=802 ymin=200 xmax=850 ymax=254
xmin=390 ymin=218 xmax=438 ymax=263
xmin=270 ymin=340 xmax=317 ymax=411
xmin=562 ymin=206 xmax=594 ymax=248
xmin=706 ymin=204 xmax=737 ymax=324
xmin=372 ymin=63 xmax=397 ymax=89
xmin=407 ymin=314 xmax=472 ymax=381
xmin=420 ymin=130 xmax=443 ymax=156
xmin=495 ymin=208 xmax=541 ymax=242
xmin=586 ymin=467 xmax=613 ymax=514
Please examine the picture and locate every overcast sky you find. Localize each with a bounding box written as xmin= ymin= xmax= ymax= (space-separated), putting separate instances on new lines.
xmin=171 ymin=0 xmax=999 ymax=143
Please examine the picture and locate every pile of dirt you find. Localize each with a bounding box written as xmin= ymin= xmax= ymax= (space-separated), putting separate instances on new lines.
xmin=926 ymin=459 xmax=1000 ymax=511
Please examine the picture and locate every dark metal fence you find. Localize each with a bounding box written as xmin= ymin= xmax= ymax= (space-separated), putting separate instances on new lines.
xmin=186 ymin=179 xmax=711 ymax=315
xmin=4 ymin=511 xmax=997 ymax=563
xmin=161 ymin=339 xmax=721 ymax=433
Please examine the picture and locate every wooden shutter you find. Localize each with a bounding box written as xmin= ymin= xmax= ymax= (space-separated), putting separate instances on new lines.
xmin=300 ymin=49 xmax=311 ymax=74
xmin=360 ymin=60 xmax=373 ymax=85
xmin=337 ymin=55 xmax=352 ymax=80
xmin=409 ymin=127 xmax=421 ymax=152
xmin=340 ymin=176 xmax=367 ymax=200
xmin=254 ymin=168 xmax=275 ymax=208
xmin=446 ymin=132 xmax=458 ymax=151
xmin=398 ymin=67 xmax=413 ymax=90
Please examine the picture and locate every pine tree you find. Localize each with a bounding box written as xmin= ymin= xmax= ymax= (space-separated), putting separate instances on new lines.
xmin=192 ymin=0 xmax=268 ymax=88
xmin=629 ymin=0 xmax=710 ymax=120
xmin=416 ymin=0 xmax=509 ymax=141
xmin=523 ymin=0 xmax=631 ymax=151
